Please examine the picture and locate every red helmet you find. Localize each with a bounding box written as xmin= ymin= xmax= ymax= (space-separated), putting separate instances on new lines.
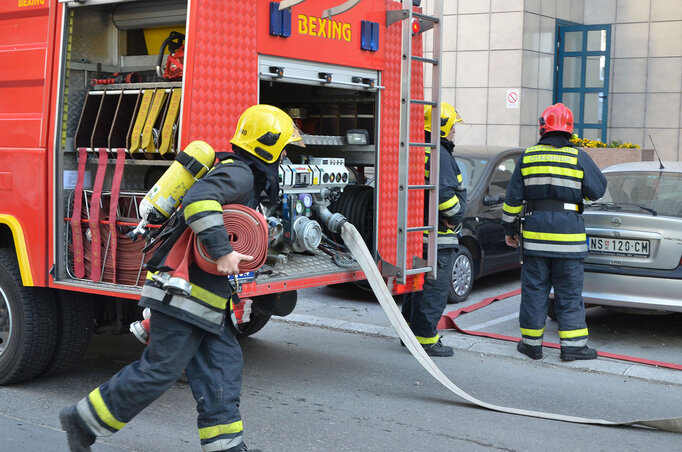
xmin=539 ymin=103 xmax=573 ymax=135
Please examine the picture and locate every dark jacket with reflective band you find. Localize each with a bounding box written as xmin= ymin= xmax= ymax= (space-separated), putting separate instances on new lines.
xmin=140 ymin=154 xmax=256 ymax=334
xmin=501 ymin=133 xmax=606 ymax=258
xmin=424 ymin=136 xmax=467 ymax=248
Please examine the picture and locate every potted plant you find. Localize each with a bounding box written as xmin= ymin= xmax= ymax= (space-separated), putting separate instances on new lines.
xmin=570 ymin=135 xmax=652 ymax=169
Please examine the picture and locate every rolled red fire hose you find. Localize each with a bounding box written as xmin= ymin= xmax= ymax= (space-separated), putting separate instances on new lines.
xmin=194 ymin=204 xmax=268 ymax=274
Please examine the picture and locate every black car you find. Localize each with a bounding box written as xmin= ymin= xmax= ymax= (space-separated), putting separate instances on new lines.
xmin=447 ymin=146 xmax=523 ymax=302
xmin=331 ymin=146 xmax=522 ymax=302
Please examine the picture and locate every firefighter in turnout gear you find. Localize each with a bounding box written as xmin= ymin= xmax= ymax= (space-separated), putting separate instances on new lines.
xmin=401 ymin=102 xmax=467 ymax=357
xmin=59 ymin=105 xmax=303 ymax=452
xmin=502 ymin=103 xmax=606 ymax=362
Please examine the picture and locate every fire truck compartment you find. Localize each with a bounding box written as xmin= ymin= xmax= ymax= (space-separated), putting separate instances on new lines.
xmin=55 ymin=1 xmax=379 ymax=295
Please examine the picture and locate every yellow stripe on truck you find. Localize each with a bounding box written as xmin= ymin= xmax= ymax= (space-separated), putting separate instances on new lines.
xmin=0 ymin=215 xmax=33 ymax=286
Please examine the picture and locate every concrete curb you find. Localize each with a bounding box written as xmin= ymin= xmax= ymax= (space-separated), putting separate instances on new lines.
xmin=273 ymin=314 xmax=682 ymax=386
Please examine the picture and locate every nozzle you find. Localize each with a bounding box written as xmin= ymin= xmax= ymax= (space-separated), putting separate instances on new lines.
xmin=130 ymin=318 xmax=150 ymax=344
xmin=163 ymin=277 xmax=192 ymax=297
xmin=127 ymin=219 xmax=149 ymax=242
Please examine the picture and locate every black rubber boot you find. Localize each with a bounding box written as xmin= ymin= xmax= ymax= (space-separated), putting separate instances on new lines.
xmin=422 ymin=338 xmax=454 ymax=357
xmin=59 ymin=405 xmax=96 ymax=452
xmin=517 ymin=341 xmax=543 ymax=360
xmin=560 ymin=345 xmax=598 ymax=361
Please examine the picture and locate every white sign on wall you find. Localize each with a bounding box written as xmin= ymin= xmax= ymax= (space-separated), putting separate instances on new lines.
xmin=506 ymin=89 xmax=520 ymax=109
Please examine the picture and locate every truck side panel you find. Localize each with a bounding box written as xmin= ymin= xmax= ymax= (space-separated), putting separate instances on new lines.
xmin=0 ymin=2 xmax=56 ymax=286
xmin=180 ymin=1 xmax=259 ymax=150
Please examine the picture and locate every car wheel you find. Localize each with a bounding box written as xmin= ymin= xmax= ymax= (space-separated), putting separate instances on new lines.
xmin=447 ymin=247 xmax=474 ymax=304
xmin=547 ymin=298 xmax=557 ymax=321
xmin=0 ymin=249 xmax=57 ymax=385
xmin=41 ymin=290 xmax=95 ymax=377
xmin=237 ymin=313 xmax=271 ymax=338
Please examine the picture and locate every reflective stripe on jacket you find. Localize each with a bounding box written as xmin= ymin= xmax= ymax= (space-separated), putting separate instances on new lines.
xmin=140 ymin=272 xmax=237 ymax=334
xmin=501 ymin=135 xmax=607 ymax=258
xmin=424 ymin=136 xmax=467 ymax=248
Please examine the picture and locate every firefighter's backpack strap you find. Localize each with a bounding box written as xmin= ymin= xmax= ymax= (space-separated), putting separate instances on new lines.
xmin=144 ymin=214 xmax=187 ymax=272
xmin=176 ymin=151 xmax=211 ymax=179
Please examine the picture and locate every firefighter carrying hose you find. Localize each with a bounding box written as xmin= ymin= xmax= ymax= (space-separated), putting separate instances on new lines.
xmin=60 ymin=105 xmax=303 ymax=452
xmin=401 ymin=102 xmax=467 ymax=357
xmin=502 ymin=103 xmax=606 ymax=362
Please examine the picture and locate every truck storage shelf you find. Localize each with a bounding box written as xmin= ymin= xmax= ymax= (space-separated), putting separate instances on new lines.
xmin=83 ymin=154 xmax=174 ymax=166
xmin=90 ymin=82 xmax=183 ymax=92
xmin=300 ymin=134 xmax=374 ymax=151
xmin=70 ymin=55 xmax=171 ymax=75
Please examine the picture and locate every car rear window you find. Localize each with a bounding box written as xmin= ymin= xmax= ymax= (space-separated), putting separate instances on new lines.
xmin=599 ymin=171 xmax=682 ymax=218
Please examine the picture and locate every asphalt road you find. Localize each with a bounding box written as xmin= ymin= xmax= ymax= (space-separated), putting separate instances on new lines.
xmin=0 ymin=269 xmax=680 ymax=451
xmin=1 ymin=319 xmax=681 ymax=452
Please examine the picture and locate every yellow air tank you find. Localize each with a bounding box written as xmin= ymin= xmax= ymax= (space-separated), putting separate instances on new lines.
xmin=129 ymin=140 xmax=215 ymax=240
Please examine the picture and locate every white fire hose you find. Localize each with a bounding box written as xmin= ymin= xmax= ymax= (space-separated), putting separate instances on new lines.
xmin=340 ymin=222 xmax=682 ymax=433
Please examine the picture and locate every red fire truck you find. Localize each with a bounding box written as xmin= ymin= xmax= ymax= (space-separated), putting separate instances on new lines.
xmin=0 ymin=0 xmax=444 ymax=384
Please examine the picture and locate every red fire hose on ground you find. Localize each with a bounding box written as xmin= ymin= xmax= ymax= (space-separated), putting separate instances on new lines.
xmin=437 ymin=289 xmax=682 ymax=371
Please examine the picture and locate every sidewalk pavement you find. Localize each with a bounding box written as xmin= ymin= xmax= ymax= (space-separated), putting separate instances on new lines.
xmin=273 ymin=311 xmax=682 ymax=387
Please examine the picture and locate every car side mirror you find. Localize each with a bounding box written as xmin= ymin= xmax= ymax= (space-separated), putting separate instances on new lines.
xmin=483 ymin=195 xmax=505 ymax=206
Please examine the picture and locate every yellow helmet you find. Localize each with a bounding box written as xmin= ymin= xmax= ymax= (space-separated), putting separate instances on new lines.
xmin=424 ymin=102 xmax=463 ymax=137
xmin=230 ymin=104 xmax=303 ymax=164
